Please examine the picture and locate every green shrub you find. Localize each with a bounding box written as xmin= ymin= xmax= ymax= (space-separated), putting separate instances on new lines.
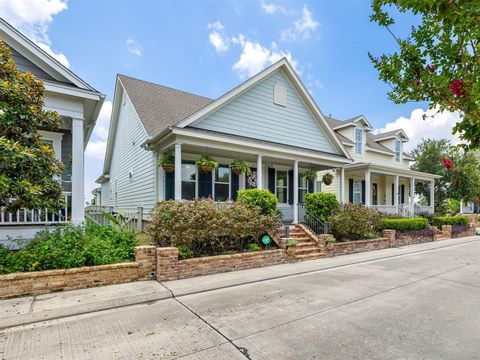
xmin=445 ymin=199 xmax=460 ymax=215
xmin=304 ymin=192 xmax=339 ymax=223
xmin=177 ymin=245 xmax=194 ymax=260
xmin=379 ymin=218 xmax=429 ymax=232
xmin=432 ymin=216 xmax=468 ymax=227
xmin=237 ymin=189 xmax=279 ymax=216
xmin=148 ymin=199 xmax=277 ymax=257
xmin=248 ymin=243 xmax=261 ymax=252
xmin=0 ymin=223 xmax=137 ymax=274
xmin=329 ymin=203 xmax=382 ymax=241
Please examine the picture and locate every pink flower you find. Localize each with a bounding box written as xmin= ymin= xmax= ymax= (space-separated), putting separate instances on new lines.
xmin=450 ymin=79 xmax=465 ymax=97
xmin=426 ymin=65 xmax=436 ymax=73
xmin=441 ymin=157 xmax=453 ymax=170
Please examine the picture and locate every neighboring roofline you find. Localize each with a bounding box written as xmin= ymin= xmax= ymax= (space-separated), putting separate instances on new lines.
xmin=172 ymin=58 xmax=351 ymax=160
xmin=0 ymin=17 xmax=99 ymax=92
xmin=92 ymin=187 xmax=101 ymax=194
xmin=332 ymin=115 xmax=373 ymax=131
xmin=373 ymin=129 xmax=409 ymax=142
xmin=95 ymin=174 xmax=110 ymax=184
xmin=344 ymin=162 xmax=442 ymax=180
xmin=365 ymin=147 xmax=395 ymax=156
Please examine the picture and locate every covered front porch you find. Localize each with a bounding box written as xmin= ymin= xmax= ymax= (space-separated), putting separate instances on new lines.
xmin=338 ymin=163 xmax=439 ymax=217
xmin=153 ymin=133 xmax=350 ymax=224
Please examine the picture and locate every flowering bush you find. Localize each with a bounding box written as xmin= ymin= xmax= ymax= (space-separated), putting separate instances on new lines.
xmin=329 ymin=203 xmax=383 ymax=241
xmin=395 ymin=228 xmax=436 ymax=240
xmin=451 ymin=225 xmax=470 ymax=236
xmin=148 ymin=199 xmax=277 ymax=257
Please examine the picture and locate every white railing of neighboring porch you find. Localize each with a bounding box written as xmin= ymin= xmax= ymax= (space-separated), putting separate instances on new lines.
xmin=370 ymin=205 xmax=399 ymax=215
xmin=414 ymin=205 xmax=434 ymax=216
xmin=0 ymin=192 xmax=71 ymax=225
xmin=85 ymin=205 xmax=146 ymax=232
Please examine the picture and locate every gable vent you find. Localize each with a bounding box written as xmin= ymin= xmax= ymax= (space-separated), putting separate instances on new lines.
xmin=273 ymin=83 xmax=287 ymax=106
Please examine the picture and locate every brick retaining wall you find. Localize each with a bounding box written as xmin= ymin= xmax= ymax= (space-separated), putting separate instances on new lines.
xmin=329 ymin=237 xmax=390 ymax=257
xmin=0 ymin=246 xmax=157 ymax=299
xmin=157 ymin=248 xmax=289 ymax=281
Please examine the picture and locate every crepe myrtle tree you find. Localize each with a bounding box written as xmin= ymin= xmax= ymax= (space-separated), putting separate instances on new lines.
xmin=0 ymin=39 xmax=65 ymax=212
xmin=369 ymin=1 xmax=480 ymax=148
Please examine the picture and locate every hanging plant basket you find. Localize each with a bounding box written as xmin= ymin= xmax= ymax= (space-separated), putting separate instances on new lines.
xmin=323 ymin=173 xmax=334 ymax=185
xmin=230 ymin=159 xmax=251 ymax=176
xmin=158 ymin=153 xmax=175 ymax=172
xmin=196 ymin=155 xmax=219 ymax=173
xmin=303 ymin=169 xmax=316 ymax=182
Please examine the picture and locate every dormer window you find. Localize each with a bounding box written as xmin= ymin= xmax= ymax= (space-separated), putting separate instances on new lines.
xmin=395 ymin=139 xmax=401 ymax=162
xmin=355 ymin=127 xmax=363 ymax=155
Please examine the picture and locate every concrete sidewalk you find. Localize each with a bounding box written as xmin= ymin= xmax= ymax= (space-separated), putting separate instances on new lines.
xmin=0 ymin=235 xmax=477 ymax=330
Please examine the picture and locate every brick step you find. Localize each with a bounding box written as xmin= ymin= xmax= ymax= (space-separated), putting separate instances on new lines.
xmin=295 ymin=252 xmax=326 ymax=261
xmin=294 ymin=247 xmax=322 ymax=255
xmin=436 ymin=236 xmax=447 ymax=240
xmin=288 ymin=235 xmax=312 ymax=241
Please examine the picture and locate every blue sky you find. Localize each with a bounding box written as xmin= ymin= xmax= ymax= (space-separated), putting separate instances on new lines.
xmin=2 ymin=0 xmax=460 ymax=203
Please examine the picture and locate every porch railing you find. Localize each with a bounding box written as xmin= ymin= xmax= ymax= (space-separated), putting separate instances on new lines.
xmin=85 ymin=205 xmax=146 ymax=232
xmin=298 ymin=204 xmax=328 ymax=234
xmin=414 ymin=205 xmax=434 ymax=216
xmin=0 ymin=192 xmax=71 ymax=226
xmin=370 ymin=205 xmax=398 ymax=215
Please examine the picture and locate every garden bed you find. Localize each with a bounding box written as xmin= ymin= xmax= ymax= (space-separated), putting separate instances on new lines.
xmin=157 ymin=247 xmax=289 ymax=281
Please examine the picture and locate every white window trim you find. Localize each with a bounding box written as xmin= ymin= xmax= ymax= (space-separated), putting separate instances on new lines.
xmin=355 ymin=127 xmax=363 ymax=155
xmin=275 ymin=169 xmax=289 ymax=204
xmin=395 ymin=139 xmax=402 ymax=163
xmin=213 ymin=165 xmax=231 ymax=201
xmin=353 ymin=179 xmax=362 ymax=204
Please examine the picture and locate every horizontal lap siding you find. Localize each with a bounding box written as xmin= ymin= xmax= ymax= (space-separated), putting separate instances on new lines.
xmin=10 ymin=47 xmax=55 ymax=81
xmin=192 ymin=70 xmax=338 ymax=154
xmin=109 ymin=92 xmax=156 ymax=213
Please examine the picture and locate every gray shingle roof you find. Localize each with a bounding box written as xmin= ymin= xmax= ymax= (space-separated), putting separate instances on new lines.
xmin=370 ymin=129 xmax=403 ymax=140
xmin=366 ymin=133 xmax=394 ymax=153
xmin=118 ymin=74 xmax=213 ymax=137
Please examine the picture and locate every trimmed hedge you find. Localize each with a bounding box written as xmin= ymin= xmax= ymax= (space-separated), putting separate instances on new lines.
xmin=237 ymin=189 xmax=279 ymax=217
xmin=379 ymin=218 xmax=429 ymax=232
xmin=304 ymin=192 xmax=339 ymax=223
xmin=432 ymin=216 xmax=468 ymax=227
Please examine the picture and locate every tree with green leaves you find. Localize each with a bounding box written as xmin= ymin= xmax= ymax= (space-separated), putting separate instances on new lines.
xmin=411 ymin=138 xmax=480 ymax=214
xmin=369 ymin=1 xmax=480 ymax=148
xmin=0 ymin=39 xmax=64 ymax=212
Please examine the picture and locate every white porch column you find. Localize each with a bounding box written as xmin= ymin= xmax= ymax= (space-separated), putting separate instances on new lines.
xmin=174 ymin=143 xmax=182 ymax=200
xmin=394 ymin=175 xmax=399 ymax=207
xmin=293 ymin=160 xmax=299 ymax=224
xmin=71 ymin=118 xmax=84 ymax=224
xmin=365 ymin=172 xmax=371 ymax=207
xmin=340 ymin=167 xmax=345 ymax=203
xmin=410 ymin=178 xmax=415 ymax=217
xmin=256 ymin=155 xmax=263 ymax=189
xmin=430 ymin=180 xmax=435 ymax=212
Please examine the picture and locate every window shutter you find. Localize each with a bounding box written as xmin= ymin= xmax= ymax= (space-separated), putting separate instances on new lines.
xmin=391 ymin=183 xmax=394 ymax=204
xmin=268 ymin=168 xmax=276 ymax=194
xmin=361 ymin=180 xmax=366 ymax=204
xmin=198 ymin=170 xmax=212 ymax=198
xmin=231 ymin=172 xmax=239 ymax=200
xmin=288 ymin=170 xmax=294 ymax=205
xmin=349 ymin=179 xmax=353 ymax=203
xmin=308 ymin=179 xmax=314 ymax=193
xmin=165 ymin=171 xmax=174 ymax=200
xmin=400 ymin=184 xmax=405 ymax=204
xmin=273 ymin=83 xmax=286 ymax=106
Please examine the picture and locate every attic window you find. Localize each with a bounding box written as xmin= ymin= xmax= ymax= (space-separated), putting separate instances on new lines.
xmin=273 ymin=83 xmax=286 ymax=106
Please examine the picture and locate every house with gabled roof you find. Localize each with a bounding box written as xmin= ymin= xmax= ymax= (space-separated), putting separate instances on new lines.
xmin=0 ymin=18 xmax=105 ymax=244
xmin=95 ymin=57 xmax=439 ymax=224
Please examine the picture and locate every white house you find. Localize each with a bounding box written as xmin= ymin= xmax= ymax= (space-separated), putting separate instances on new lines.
xmin=95 ymin=58 xmax=439 ymax=223
xmin=0 ymin=19 xmax=105 ymax=244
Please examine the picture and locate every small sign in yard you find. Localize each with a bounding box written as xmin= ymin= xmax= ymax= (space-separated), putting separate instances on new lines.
xmin=261 ymin=235 xmax=271 ymax=246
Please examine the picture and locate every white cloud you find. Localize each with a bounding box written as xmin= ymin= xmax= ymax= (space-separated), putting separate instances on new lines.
xmin=376 ymin=107 xmax=462 ymax=152
xmin=208 ymin=21 xmax=229 ymax=54
xmin=261 ymin=1 xmax=286 ymax=14
xmin=232 ymin=35 xmax=298 ymax=78
xmin=280 ymin=5 xmax=319 ymax=41
xmin=0 ymin=0 xmax=70 ymax=67
xmin=85 ymin=100 xmax=112 ymax=160
xmin=126 ymin=38 xmax=142 ymax=56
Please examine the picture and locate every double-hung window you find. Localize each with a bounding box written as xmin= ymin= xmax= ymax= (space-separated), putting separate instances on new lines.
xmin=214 ymin=165 xmax=230 ymax=201
xmin=353 ymin=180 xmax=362 ymax=204
xmin=395 ymin=139 xmax=401 ymax=162
xmin=298 ymin=173 xmax=308 ymax=203
xmin=355 ymin=128 xmax=363 ymax=155
xmin=276 ymin=170 xmax=288 ymax=204
xmin=181 ymin=161 xmax=196 ymax=200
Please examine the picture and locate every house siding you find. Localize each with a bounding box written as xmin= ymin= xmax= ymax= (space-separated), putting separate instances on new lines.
xmin=106 ymin=91 xmax=157 ymax=213
xmin=101 ymin=181 xmax=110 ymax=205
xmin=192 ymin=70 xmax=339 ymax=154
xmin=9 ymin=47 xmax=55 ymax=81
